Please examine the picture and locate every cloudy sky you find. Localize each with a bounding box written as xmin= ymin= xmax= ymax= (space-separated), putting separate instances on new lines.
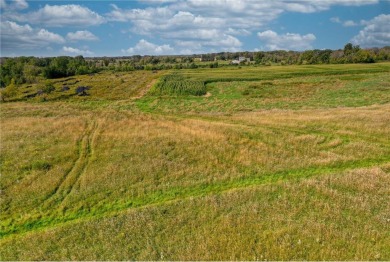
xmin=1 ymin=0 xmax=389 ymax=57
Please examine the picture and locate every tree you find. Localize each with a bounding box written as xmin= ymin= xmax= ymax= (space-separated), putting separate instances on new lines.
xmin=23 ymin=64 xmax=41 ymax=84
xmin=355 ymin=49 xmax=375 ymax=63
xmin=0 ymin=79 xmax=18 ymax=102
xmin=353 ymin=45 xmax=361 ymax=53
xmin=43 ymin=57 xmax=70 ymax=78
xmin=344 ymin=43 xmax=354 ymax=56
xmin=343 ymin=43 xmax=362 ymax=63
xmin=300 ymin=50 xmax=315 ymax=64
xmin=150 ymin=57 xmax=161 ymax=65
xmin=254 ymin=52 xmax=265 ymax=64
xmin=103 ymin=59 xmax=110 ymax=67
xmin=318 ymin=49 xmax=332 ymax=64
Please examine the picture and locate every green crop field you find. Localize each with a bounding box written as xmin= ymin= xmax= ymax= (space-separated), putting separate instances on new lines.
xmin=1 ymin=63 xmax=390 ymax=260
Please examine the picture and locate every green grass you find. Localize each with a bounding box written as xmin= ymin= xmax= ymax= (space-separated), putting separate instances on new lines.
xmin=1 ymin=166 xmax=389 ymax=260
xmin=182 ymin=63 xmax=390 ymax=82
xmin=149 ymin=73 xmax=206 ymax=96
xmin=137 ymin=63 xmax=390 ymax=114
xmin=1 ymin=63 xmax=390 ymax=260
xmin=3 ymin=70 xmax=162 ymax=103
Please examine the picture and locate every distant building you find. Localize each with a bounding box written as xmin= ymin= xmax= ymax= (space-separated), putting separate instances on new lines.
xmin=231 ymin=57 xmax=250 ymax=64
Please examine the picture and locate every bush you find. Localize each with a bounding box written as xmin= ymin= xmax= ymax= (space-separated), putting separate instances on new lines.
xmin=42 ymin=83 xmax=55 ymax=94
xmin=0 ymin=79 xmax=18 ymax=102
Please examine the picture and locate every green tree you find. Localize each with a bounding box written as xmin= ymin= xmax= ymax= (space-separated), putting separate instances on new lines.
xmin=344 ymin=43 xmax=354 ymax=56
xmin=254 ymin=52 xmax=265 ymax=64
xmin=317 ymin=49 xmax=332 ymax=64
xmin=355 ymin=49 xmax=375 ymax=63
xmin=0 ymin=79 xmax=18 ymax=102
xmin=23 ymin=64 xmax=41 ymax=84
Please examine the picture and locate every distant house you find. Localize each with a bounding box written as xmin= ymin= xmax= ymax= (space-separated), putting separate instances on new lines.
xmin=231 ymin=57 xmax=250 ymax=64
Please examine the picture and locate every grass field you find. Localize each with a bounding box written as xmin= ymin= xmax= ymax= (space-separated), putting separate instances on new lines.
xmin=1 ymin=63 xmax=390 ymax=260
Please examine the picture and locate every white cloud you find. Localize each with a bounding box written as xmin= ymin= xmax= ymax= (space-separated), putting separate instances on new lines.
xmin=107 ymin=3 xmax=274 ymax=54
xmin=169 ymin=29 xmax=242 ymax=52
xmin=206 ymin=34 xmax=242 ymax=50
xmin=0 ymin=0 xmax=6 ymax=9
xmin=351 ymin=14 xmax=390 ymax=47
xmin=330 ymin=16 xmax=341 ymax=23
xmin=0 ymin=21 xmax=65 ymax=50
xmin=1 ymin=0 xmax=381 ymax=55
xmin=226 ymin=28 xmax=251 ymax=36
xmin=257 ymin=30 xmax=316 ymax=51
xmin=183 ymin=0 xmax=378 ymax=14
xmin=106 ymin=0 xmax=376 ymax=53
xmin=122 ymin=39 xmax=174 ymax=55
xmin=13 ymin=0 xmax=28 ymax=10
xmin=13 ymin=4 xmax=105 ymax=27
xmin=107 ymin=6 xmax=244 ymax=52
xmin=62 ymin=46 xmax=93 ymax=56
xmin=137 ymin=0 xmax=180 ymax=4
xmin=107 ymin=3 xmax=280 ymax=32
xmin=107 ymin=6 xmax=174 ymax=23
xmin=67 ymin=30 xmax=98 ymax=41
xmin=343 ymin=20 xmax=358 ymax=27
xmin=166 ymin=28 xmax=213 ymax=40
xmin=330 ymin=16 xmax=359 ymax=26
xmin=175 ymin=40 xmax=203 ymax=50
xmin=179 ymin=48 xmax=198 ymax=55
xmin=343 ymin=20 xmax=359 ymax=27
xmin=0 ymin=0 xmax=28 ymax=10
xmin=291 ymin=0 xmax=378 ymax=12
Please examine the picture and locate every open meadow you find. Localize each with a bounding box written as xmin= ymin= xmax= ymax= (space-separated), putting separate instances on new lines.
xmin=1 ymin=63 xmax=390 ymax=260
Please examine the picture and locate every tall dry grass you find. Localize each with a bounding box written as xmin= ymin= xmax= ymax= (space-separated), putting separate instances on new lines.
xmin=1 ymin=63 xmax=389 ymax=260
xmin=1 ymin=166 xmax=389 ymax=260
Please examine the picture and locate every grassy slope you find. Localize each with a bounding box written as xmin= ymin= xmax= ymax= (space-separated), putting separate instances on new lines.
xmin=136 ymin=64 xmax=390 ymax=113
xmin=1 ymin=63 xmax=390 ymax=260
xmin=2 ymin=166 xmax=389 ymax=260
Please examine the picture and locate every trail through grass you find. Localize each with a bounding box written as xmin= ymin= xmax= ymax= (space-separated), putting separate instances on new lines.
xmin=1 ymin=63 xmax=390 ymax=260
xmin=42 ymin=120 xmax=99 ymax=210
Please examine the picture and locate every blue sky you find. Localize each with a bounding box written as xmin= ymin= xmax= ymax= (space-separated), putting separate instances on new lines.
xmin=1 ymin=0 xmax=389 ymax=57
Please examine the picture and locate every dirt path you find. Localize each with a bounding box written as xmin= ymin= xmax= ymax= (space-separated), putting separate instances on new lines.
xmin=132 ymin=79 xmax=157 ymax=99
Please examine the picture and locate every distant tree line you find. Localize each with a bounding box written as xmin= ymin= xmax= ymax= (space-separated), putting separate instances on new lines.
xmin=251 ymin=44 xmax=389 ymax=65
xmin=0 ymin=56 xmax=100 ymax=87
xmin=1 ymin=44 xmax=390 ymax=88
xmin=88 ymin=44 xmax=390 ymax=72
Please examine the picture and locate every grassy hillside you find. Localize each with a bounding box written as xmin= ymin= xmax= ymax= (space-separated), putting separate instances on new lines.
xmin=137 ymin=63 xmax=390 ymax=113
xmin=1 ymin=63 xmax=389 ymax=260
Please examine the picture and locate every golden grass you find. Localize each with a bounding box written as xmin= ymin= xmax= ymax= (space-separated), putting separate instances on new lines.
xmin=6 ymin=70 xmax=163 ymax=102
xmin=1 ymin=63 xmax=389 ymax=260
xmin=1 ymin=101 xmax=389 ymax=240
xmin=1 ymin=166 xmax=389 ymax=260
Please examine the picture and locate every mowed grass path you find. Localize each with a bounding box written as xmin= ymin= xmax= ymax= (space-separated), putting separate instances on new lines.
xmin=1 ymin=63 xmax=390 ymax=260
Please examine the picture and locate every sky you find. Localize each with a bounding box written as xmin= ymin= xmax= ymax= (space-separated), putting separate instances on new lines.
xmin=1 ymin=0 xmax=389 ymax=57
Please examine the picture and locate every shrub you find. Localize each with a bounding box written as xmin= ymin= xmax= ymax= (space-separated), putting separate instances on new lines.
xmin=42 ymin=83 xmax=55 ymax=94
xmin=0 ymin=79 xmax=18 ymax=101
